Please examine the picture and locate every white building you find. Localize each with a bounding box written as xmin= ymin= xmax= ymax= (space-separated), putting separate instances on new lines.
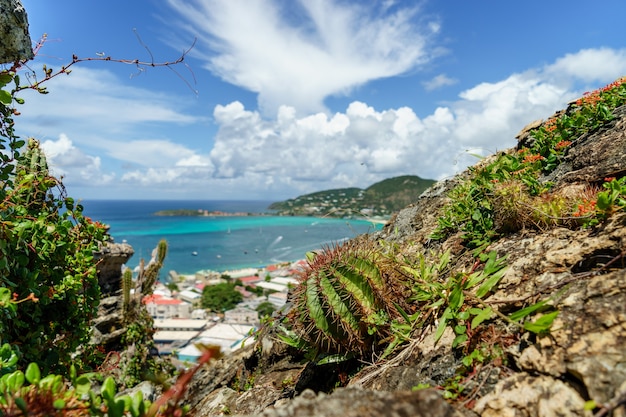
xmin=224 ymin=307 xmax=259 ymax=325
xmin=143 ymin=294 xmax=192 ymax=319
xmin=178 ymin=289 xmax=202 ymax=308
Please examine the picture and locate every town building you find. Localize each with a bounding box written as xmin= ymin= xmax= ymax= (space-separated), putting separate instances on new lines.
xmin=224 ymin=306 xmax=259 ymax=325
xmin=143 ymin=294 xmax=192 ymax=319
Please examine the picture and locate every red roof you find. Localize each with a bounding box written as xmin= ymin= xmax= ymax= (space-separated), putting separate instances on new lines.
xmin=239 ymin=275 xmax=261 ymax=284
xmin=143 ymin=294 xmax=182 ymax=305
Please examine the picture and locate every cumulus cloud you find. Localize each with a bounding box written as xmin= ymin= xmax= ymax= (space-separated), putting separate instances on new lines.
xmin=205 ymin=48 xmax=626 ymax=195
xmin=23 ymin=46 xmax=626 ymax=199
xmin=545 ymin=48 xmax=626 ymax=84
xmin=40 ymin=134 xmax=115 ymax=185
xmin=166 ymin=0 xmax=439 ymax=116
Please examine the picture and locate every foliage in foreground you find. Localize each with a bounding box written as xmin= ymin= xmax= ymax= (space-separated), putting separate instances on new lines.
xmin=432 ymin=76 xmax=626 ymax=251
xmin=0 ymin=136 xmax=107 ymax=375
xmin=0 ymin=345 xmax=221 ymax=417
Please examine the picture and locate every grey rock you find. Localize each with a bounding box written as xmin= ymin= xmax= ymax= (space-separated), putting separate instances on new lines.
xmin=0 ymin=0 xmax=33 ymax=63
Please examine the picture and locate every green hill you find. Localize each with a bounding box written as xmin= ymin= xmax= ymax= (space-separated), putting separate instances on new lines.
xmin=268 ymin=175 xmax=436 ymax=218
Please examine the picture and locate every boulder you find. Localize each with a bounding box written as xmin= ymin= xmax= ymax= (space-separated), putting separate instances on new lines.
xmin=0 ymin=0 xmax=33 ymax=64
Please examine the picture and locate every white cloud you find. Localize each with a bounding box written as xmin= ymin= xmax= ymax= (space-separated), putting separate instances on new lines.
xmin=205 ymin=48 xmax=626 ymax=193
xmin=40 ymin=134 xmax=115 ymax=185
xmin=545 ymin=48 xmax=626 ymax=84
xmin=166 ymin=0 xmax=438 ymax=116
xmin=26 ymin=47 xmax=626 ymax=200
xmin=20 ymin=66 xmax=200 ymax=133
xmin=105 ymin=139 xmax=202 ymax=167
xmin=423 ymin=73 xmax=458 ymax=91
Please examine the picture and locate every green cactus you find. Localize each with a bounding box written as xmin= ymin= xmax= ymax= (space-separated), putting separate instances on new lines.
xmin=18 ymin=138 xmax=49 ymax=176
xmin=288 ymin=239 xmax=409 ymax=357
xmin=121 ymin=239 xmax=167 ymax=322
xmin=122 ymin=268 xmax=133 ymax=315
xmin=139 ymin=239 xmax=167 ymax=295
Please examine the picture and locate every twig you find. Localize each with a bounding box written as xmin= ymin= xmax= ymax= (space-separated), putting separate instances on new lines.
xmin=594 ymin=388 xmax=626 ymax=417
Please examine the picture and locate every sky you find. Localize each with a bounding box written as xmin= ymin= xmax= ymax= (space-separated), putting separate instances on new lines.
xmin=13 ymin=0 xmax=626 ymax=201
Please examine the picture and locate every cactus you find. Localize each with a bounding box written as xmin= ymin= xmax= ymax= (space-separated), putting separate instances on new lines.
xmin=122 ymin=239 xmax=167 ymax=321
xmin=288 ymin=239 xmax=409 ymax=357
xmin=17 ymin=138 xmax=49 ymax=176
xmin=122 ymin=268 xmax=133 ymax=315
xmin=139 ymin=239 xmax=167 ymax=295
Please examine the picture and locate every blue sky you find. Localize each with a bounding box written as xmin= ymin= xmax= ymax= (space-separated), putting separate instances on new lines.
xmin=15 ymin=0 xmax=626 ymax=201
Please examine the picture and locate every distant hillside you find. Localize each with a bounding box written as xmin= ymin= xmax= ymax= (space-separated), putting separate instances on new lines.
xmin=268 ymin=175 xmax=436 ymax=218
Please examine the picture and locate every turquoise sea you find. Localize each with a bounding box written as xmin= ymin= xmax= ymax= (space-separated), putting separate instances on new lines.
xmin=81 ymin=200 xmax=383 ymax=277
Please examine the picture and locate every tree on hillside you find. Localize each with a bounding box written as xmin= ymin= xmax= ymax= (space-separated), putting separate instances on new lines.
xmin=201 ymin=282 xmax=243 ymax=313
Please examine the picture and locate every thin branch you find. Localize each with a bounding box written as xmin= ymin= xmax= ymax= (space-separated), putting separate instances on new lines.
xmin=11 ymin=34 xmax=198 ymax=95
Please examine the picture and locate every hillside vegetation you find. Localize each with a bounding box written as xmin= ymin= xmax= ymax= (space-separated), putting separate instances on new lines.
xmin=268 ymin=175 xmax=435 ymax=218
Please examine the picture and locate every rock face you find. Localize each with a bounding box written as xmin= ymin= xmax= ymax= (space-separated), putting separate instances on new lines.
xmin=183 ymin=105 xmax=626 ymax=416
xmin=95 ymin=241 xmax=135 ymax=295
xmin=0 ymin=0 xmax=33 ymax=64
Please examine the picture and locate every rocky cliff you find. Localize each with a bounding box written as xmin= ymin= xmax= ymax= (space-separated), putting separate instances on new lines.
xmin=181 ymin=87 xmax=626 ymax=416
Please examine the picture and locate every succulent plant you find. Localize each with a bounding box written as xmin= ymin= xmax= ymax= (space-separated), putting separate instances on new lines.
xmin=288 ymin=239 xmax=409 ymax=357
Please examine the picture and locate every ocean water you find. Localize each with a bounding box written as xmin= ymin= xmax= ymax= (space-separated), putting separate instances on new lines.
xmin=81 ymin=200 xmax=383 ymax=277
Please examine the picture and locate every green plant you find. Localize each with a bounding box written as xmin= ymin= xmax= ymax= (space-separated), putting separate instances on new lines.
xmin=402 ymin=250 xmax=508 ymax=348
xmin=432 ymin=77 xmax=626 ymax=250
xmin=0 ymin=139 xmax=107 ymax=375
xmin=201 ymin=282 xmax=243 ymax=313
xmin=287 ymin=239 xmax=410 ymax=358
xmin=0 ymin=344 xmax=221 ymax=417
xmin=113 ymin=239 xmax=171 ymax=389
xmin=596 ymin=176 xmax=626 ymax=218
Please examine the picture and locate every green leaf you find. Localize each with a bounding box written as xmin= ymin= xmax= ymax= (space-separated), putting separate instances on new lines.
xmin=584 ymin=400 xmax=597 ymax=411
xmin=7 ymin=370 xmax=25 ymax=392
xmin=452 ymin=333 xmax=468 ymax=348
xmin=448 ymin=286 xmax=464 ymax=311
xmin=434 ymin=307 xmax=451 ymax=343
xmin=53 ymin=399 xmax=66 ymax=409
xmin=476 ymin=268 xmax=505 ymax=298
xmin=470 ymin=307 xmax=493 ymax=329
xmin=0 ymin=287 xmax=11 ymax=304
xmin=25 ymin=363 xmax=40 ymax=384
xmin=316 ymin=352 xmax=353 ymax=365
xmin=0 ymin=73 xmax=12 ymax=86
xmin=596 ymin=192 xmax=611 ymax=211
xmin=14 ymin=397 xmax=28 ymax=414
xmin=523 ymin=311 xmax=559 ymax=334
xmin=0 ymin=90 xmax=11 ymax=105
xmin=509 ymin=299 xmax=549 ymax=322
xmin=74 ymin=375 xmax=92 ymax=395
xmin=101 ymin=377 xmax=117 ymax=401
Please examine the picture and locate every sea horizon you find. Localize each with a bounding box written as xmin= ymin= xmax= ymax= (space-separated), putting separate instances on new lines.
xmin=80 ymin=199 xmax=383 ymax=277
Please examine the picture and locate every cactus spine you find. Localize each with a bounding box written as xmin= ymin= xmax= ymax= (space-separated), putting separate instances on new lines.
xmin=289 ymin=239 xmax=409 ymax=357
